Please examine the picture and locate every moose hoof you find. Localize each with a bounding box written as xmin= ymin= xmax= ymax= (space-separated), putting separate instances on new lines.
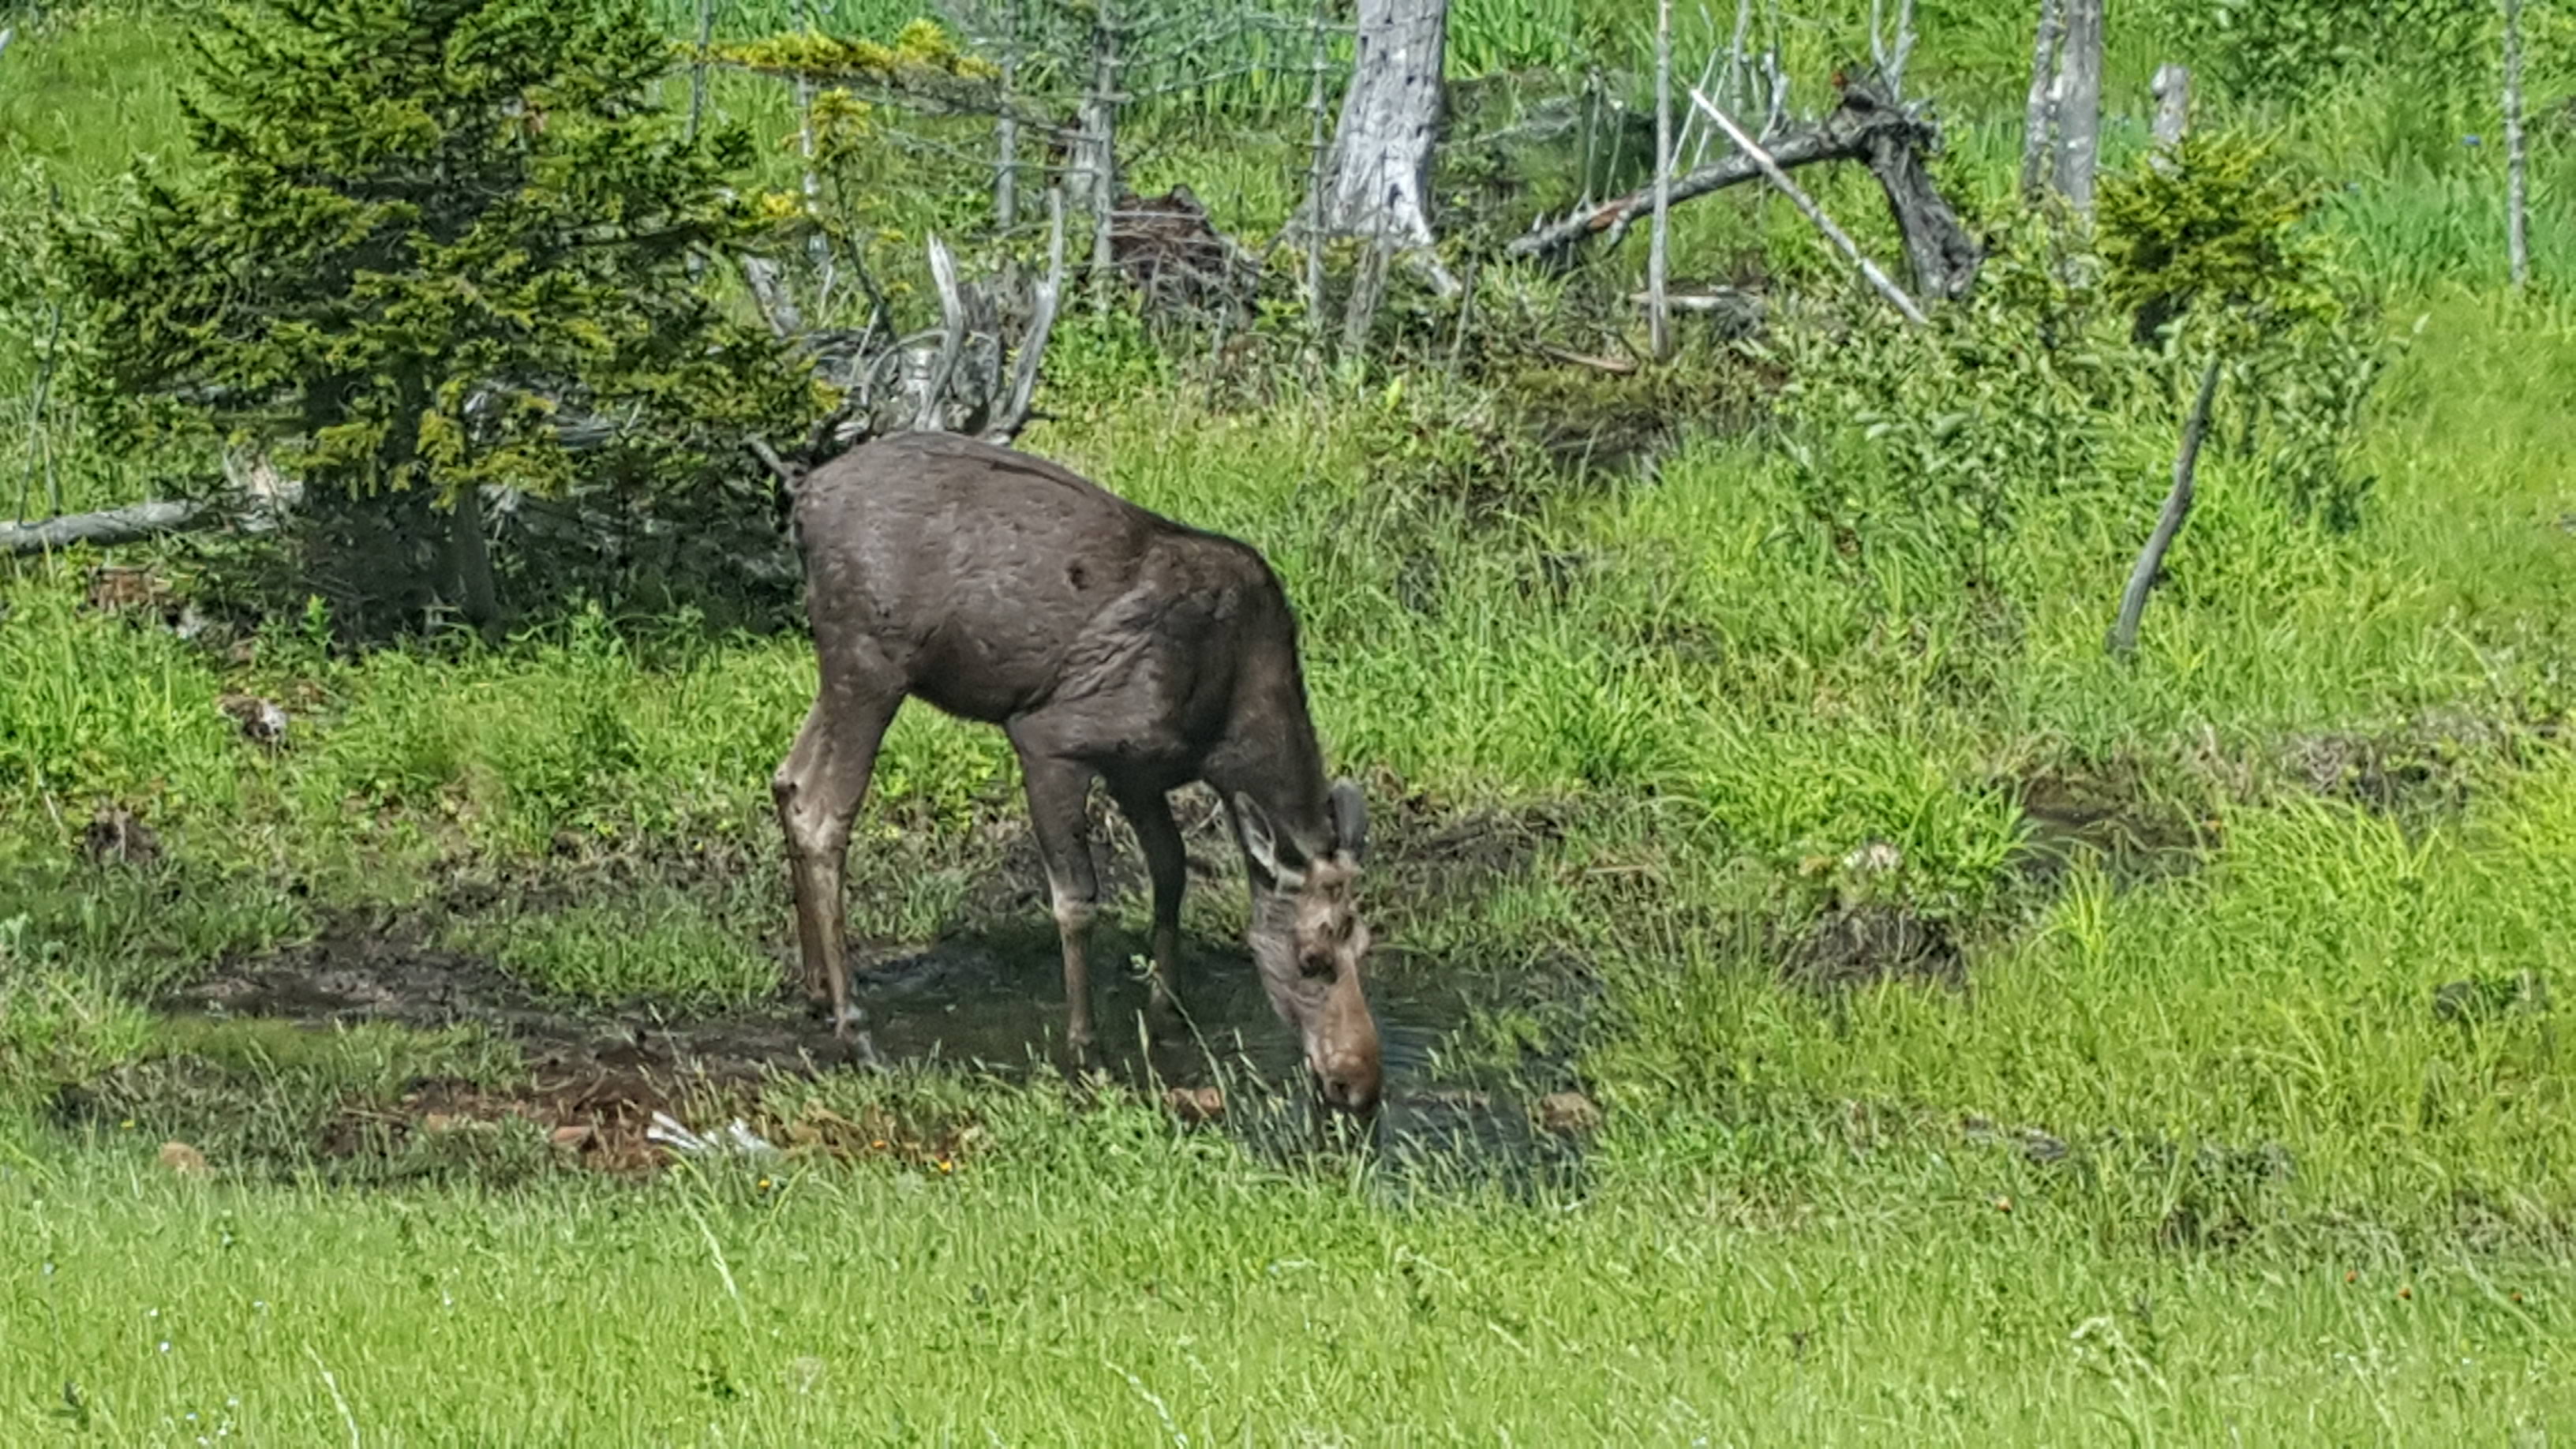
xmin=837 ymin=1024 xmax=885 ymax=1070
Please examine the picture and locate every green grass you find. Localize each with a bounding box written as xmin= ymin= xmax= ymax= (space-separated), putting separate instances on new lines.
xmin=7 ymin=1093 xmax=2574 ymax=1443
xmin=441 ymin=892 xmax=790 ymax=1011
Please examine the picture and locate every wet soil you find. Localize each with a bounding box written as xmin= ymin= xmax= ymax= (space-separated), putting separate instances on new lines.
xmin=2009 ymin=771 xmax=2213 ymax=893
xmin=109 ymin=784 xmax=1596 ymax=1193
xmin=1779 ymin=903 xmax=1965 ymax=994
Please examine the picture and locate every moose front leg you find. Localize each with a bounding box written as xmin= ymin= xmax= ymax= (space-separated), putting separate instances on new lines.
xmin=1110 ymin=778 xmax=1189 ymax=1033
xmin=1016 ymin=748 xmax=1103 ymax=1055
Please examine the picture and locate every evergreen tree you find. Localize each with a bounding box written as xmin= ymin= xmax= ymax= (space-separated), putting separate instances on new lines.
xmin=69 ymin=0 xmax=818 ymax=635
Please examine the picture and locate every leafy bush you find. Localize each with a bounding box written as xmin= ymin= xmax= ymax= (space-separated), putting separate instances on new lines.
xmin=2098 ymin=130 xmax=2337 ymax=345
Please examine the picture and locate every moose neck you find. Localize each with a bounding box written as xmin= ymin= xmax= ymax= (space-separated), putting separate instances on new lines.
xmin=1204 ymin=644 xmax=1334 ymax=866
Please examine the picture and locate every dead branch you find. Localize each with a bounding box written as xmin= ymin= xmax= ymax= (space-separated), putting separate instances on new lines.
xmin=2151 ymin=62 xmax=2190 ymax=159
xmin=918 ymin=234 xmax=970 ymax=433
xmin=1531 ymin=343 xmax=1638 ymax=375
xmin=2051 ymin=0 xmax=2104 ymax=212
xmin=2 ymin=500 xmax=213 ymax=555
xmin=738 ymin=254 xmax=807 ymax=339
xmin=2108 ymin=356 xmax=2223 ymax=658
xmin=984 ymin=186 xmax=1069 ymax=446
xmin=1870 ymin=0 xmax=1918 ymax=99
xmin=1509 ymin=75 xmax=1947 ymax=264
xmin=1687 ymin=88 xmax=1928 ymax=327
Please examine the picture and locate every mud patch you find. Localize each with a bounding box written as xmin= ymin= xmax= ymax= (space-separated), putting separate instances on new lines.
xmin=2010 ymin=771 xmax=2211 ymax=892
xmin=124 ymin=893 xmax=1588 ymax=1195
xmin=1780 ymin=903 xmax=1964 ymax=994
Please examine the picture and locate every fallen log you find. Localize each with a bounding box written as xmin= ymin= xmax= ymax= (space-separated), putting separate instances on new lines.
xmin=1 ymin=499 xmax=213 ymax=555
xmin=1506 ymin=76 xmax=1982 ymax=305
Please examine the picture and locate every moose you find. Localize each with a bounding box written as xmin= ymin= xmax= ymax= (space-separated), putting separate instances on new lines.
xmin=771 ymin=430 xmax=1384 ymax=1114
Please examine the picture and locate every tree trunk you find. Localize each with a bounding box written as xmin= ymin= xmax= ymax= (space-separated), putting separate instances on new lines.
xmin=447 ymin=482 xmax=500 ymax=639
xmin=2108 ymin=356 xmax=2222 ymax=658
xmin=993 ymin=0 xmax=1021 ymax=233
xmin=1069 ymin=9 xmax=1121 ymax=218
xmin=1320 ymin=0 xmax=1447 ymax=249
xmin=1649 ymin=0 xmax=1674 ymax=361
xmin=2151 ymin=62 xmax=2190 ymax=159
xmin=2051 ymin=0 xmax=2104 ymax=212
xmin=2503 ymin=0 xmax=2529 ymax=290
xmin=2018 ymin=0 xmax=2063 ymax=202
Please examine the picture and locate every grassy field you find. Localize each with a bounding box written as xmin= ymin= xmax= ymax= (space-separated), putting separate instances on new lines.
xmin=8 ymin=0 xmax=2576 ymax=1439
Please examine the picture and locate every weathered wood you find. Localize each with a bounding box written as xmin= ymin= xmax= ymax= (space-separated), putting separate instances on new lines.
xmin=2 ymin=500 xmax=212 ymax=556
xmin=2503 ymin=0 xmax=2529 ymax=290
xmin=985 ymin=186 xmax=1068 ymax=447
xmin=2051 ymin=0 xmax=2103 ymax=212
xmin=2019 ymin=0 xmax=2063 ymax=202
xmin=1511 ymin=78 xmax=1935 ymax=260
xmin=1687 ymin=88 xmax=1927 ymax=327
xmin=1870 ymin=0 xmax=1918 ymax=98
xmin=2109 ymin=356 xmax=2223 ymax=658
xmin=992 ymin=0 xmax=1022 ymax=232
xmin=1320 ymin=0 xmax=1447 ymax=249
xmin=1850 ymin=90 xmax=1982 ymax=302
xmin=1300 ymin=0 xmax=1333 ymax=342
xmin=2151 ymin=62 xmax=2190 ymax=159
xmin=1076 ymin=5 xmax=1123 ymax=310
xmin=1649 ymin=0 xmax=1675 ymax=361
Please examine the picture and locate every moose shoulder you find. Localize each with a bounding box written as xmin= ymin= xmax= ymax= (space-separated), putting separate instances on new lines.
xmin=771 ymin=431 xmax=1383 ymax=1112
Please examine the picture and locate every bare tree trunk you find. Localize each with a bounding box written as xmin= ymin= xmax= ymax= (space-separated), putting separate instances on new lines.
xmin=2019 ymin=0 xmax=2064 ymax=202
xmin=2151 ymin=62 xmax=2190 ymax=159
xmin=1649 ymin=0 xmax=1674 ymax=361
xmin=1870 ymin=0 xmax=1917 ymax=98
xmin=1320 ymin=0 xmax=1447 ymax=250
xmin=1076 ymin=6 xmax=1124 ymax=312
xmin=994 ymin=0 xmax=1021 ymax=233
xmin=2052 ymin=0 xmax=2104 ymax=212
xmin=686 ymin=0 xmax=711 ymax=142
xmin=2108 ymin=357 xmax=2222 ymax=658
xmin=2503 ymin=0 xmax=2529 ymax=290
xmin=1301 ymin=0 xmax=1333 ymax=345
xmin=447 ymin=482 xmax=500 ymax=640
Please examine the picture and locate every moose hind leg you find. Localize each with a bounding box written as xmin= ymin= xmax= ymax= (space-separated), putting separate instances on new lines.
xmin=1016 ymin=748 xmax=1103 ymax=1054
xmin=1110 ymin=777 xmax=1190 ymax=1033
xmin=773 ymin=687 xmax=900 ymax=1045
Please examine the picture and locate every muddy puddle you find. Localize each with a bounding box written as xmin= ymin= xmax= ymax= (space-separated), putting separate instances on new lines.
xmin=142 ymin=919 xmax=1587 ymax=1197
xmin=2010 ymin=774 xmax=2211 ymax=892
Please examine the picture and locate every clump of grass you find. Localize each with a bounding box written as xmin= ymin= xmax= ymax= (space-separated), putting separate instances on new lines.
xmin=445 ymin=892 xmax=784 ymax=1011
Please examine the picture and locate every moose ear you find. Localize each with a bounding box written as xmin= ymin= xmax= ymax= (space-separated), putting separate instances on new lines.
xmin=1234 ymin=792 xmax=1303 ymax=889
xmin=1327 ymin=778 xmax=1368 ymax=863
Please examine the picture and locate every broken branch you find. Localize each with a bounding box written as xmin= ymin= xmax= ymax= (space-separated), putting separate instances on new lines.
xmin=1686 ymin=87 xmax=1928 ymax=327
xmin=2108 ymin=355 xmax=2224 ymax=658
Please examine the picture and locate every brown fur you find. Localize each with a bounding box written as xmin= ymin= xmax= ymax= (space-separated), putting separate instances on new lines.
xmin=773 ymin=432 xmax=1383 ymax=1111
